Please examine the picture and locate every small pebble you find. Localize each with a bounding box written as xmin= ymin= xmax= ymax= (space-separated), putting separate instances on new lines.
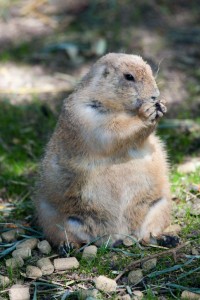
xmin=177 ymin=161 xmax=200 ymax=174
xmin=37 ymin=258 xmax=54 ymax=275
xmin=16 ymin=238 xmax=38 ymax=250
xmin=191 ymin=247 xmax=199 ymax=255
xmin=6 ymin=257 xmax=24 ymax=269
xmin=9 ymin=284 xmax=30 ymax=300
xmin=190 ymin=200 xmax=200 ymax=216
xmin=121 ymin=294 xmax=131 ymax=300
xmin=1 ymin=229 xmax=24 ymax=243
xmin=78 ymin=289 xmax=98 ymax=299
xmin=133 ymin=290 xmax=144 ymax=299
xmin=123 ymin=236 xmax=135 ymax=247
xmin=128 ymin=269 xmax=143 ymax=285
xmin=181 ymin=290 xmax=200 ymax=299
xmin=26 ymin=265 xmax=42 ymax=279
xmin=142 ymin=258 xmax=157 ymax=272
xmin=0 ymin=275 xmax=10 ymax=287
xmin=12 ymin=248 xmax=31 ymax=259
xmin=95 ymin=275 xmax=117 ymax=293
xmin=82 ymin=245 xmax=97 ymax=260
xmin=37 ymin=240 xmax=52 ymax=254
xmin=54 ymin=257 xmax=79 ymax=271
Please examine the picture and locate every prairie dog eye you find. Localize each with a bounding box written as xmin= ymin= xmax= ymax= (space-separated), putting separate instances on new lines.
xmin=124 ymin=73 xmax=135 ymax=81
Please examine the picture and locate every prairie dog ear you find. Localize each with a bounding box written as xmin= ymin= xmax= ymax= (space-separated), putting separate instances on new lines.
xmin=96 ymin=64 xmax=110 ymax=78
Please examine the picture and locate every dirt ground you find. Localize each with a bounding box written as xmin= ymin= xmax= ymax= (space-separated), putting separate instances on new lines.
xmin=0 ymin=0 xmax=200 ymax=115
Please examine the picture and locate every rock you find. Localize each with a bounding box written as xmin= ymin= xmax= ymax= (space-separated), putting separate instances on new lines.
xmin=0 ymin=275 xmax=10 ymax=287
xmin=26 ymin=265 xmax=42 ymax=279
xmin=164 ymin=224 xmax=181 ymax=234
xmin=95 ymin=275 xmax=117 ymax=293
xmin=78 ymin=289 xmax=98 ymax=299
xmin=37 ymin=240 xmax=52 ymax=254
xmin=123 ymin=236 xmax=135 ymax=247
xmin=82 ymin=245 xmax=97 ymax=260
xmin=190 ymin=200 xmax=200 ymax=216
xmin=121 ymin=294 xmax=131 ymax=300
xmin=128 ymin=269 xmax=143 ymax=285
xmin=9 ymin=284 xmax=30 ymax=300
xmin=16 ymin=238 xmax=38 ymax=250
xmin=54 ymin=257 xmax=79 ymax=271
xmin=191 ymin=247 xmax=199 ymax=255
xmin=12 ymin=248 xmax=31 ymax=259
xmin=1 ymin=229 xmax=25 ymax=243
xmin=37 ymin=258 xmax=54 ymax=275
xmin=181 ymin=290 xmax=200 ymax=299
xmin=132 ymin=290 xmax=144 ymax=299
xmin=142 ymin=258 xmax=157 ymax=272
xmin=6 ymin=257 xmax=24 ymax=268
xmin=177 ymin=160 xmax=200 ymax=174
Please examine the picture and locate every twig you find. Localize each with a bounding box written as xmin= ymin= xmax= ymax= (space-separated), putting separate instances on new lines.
xmin=38 ymin=278 xmax=65 ymax=287
xmin=115 ymin=242 xmax=190 ymax=281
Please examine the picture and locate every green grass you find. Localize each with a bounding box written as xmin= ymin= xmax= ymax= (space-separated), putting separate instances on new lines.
xmin=0 ymin=99 xmax=57 ymax=220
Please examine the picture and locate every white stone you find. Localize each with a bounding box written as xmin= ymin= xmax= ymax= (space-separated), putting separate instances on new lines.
xmin=0 ymin=275 xmax=10 ymax=287
xmin=9 ymin=284 xmax=30 ymax=300
xmin=190 ymin=200 xmax=200 ymax=216
xmin=26 ymin=265 xmax=42 ymax=279
xmin=37 ymin=258 xmax=54 ymax=275
xmin=191 ymin=247 xmax=199 ymax=255
xmin=95 ymin=275 xmax=117 ymax=293
xmin=177 ymin=160 xmax=200 ymax=174
xmin=54 ymin=257 xmax=79 ymax=271
xmin=128 ymin=269 xmax=143 ymax=285
xmin=123 ymin=237 xmax=135 ymax=247
xmin=12 ymin=248 xmax=31 ymax=259
xmin=132 ymin=290 xmax=144 ymax=299
xmin=121 ymin=294 xmax=131 ymax=300
xmin=78 ymin=289 xmax=98 ymax=299
xmin=142 ymin=258 xmax=157 ymax=272
xmin=82 ymin=245 xmax=97 ymax=260
xmin=181 ymin=290 xmax=200 ymax=299
xmin=6 ymin=257 xmax=24 ymax=269
xmin=16 ymin=238 xmax=38 ymax=250
xmin=1 ymin=229 xmax=25 ymax=243
xmin=37 ymin=240 xmax=52 ymax=254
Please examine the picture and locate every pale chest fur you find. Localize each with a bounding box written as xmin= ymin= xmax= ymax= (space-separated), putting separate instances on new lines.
xmin=81 ymin=142 xmax=165 ymax=213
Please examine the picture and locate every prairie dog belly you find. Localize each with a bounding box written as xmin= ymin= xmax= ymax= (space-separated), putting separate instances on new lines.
xmin=81 ymin=147 xmax=162 ymax=217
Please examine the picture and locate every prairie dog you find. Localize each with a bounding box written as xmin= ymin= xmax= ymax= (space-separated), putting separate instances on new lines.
xmin=35 ymin=53 xmax=171 ymax=248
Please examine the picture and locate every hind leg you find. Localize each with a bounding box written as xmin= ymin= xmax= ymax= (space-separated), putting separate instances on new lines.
xmin=135 ymin=197 xmax=171 ymax=243
xmin=37 ymin=199 xmax=92 ymax=248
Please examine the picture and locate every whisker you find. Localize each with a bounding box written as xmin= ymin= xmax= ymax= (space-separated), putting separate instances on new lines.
xmin=155 ymin=58 xmax=165 ymax=79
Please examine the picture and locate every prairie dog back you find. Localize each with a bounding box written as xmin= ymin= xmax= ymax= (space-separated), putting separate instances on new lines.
xmin=35 ymin=53 xmax=171 ymax=248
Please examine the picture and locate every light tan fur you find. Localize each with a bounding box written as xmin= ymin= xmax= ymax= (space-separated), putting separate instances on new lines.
xmin=34 ymin=53 xmax=171 ymax=247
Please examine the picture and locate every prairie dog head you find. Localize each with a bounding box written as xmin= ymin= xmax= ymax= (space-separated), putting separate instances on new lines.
xmin=75 ymin=53 xmax=160 ymax=115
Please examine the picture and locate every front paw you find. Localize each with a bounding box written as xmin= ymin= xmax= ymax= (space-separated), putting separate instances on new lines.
xmin=139 ymin=100 xmax=167 ymax=125
xmin=155 ymin=100 xmax=167 ymax=118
